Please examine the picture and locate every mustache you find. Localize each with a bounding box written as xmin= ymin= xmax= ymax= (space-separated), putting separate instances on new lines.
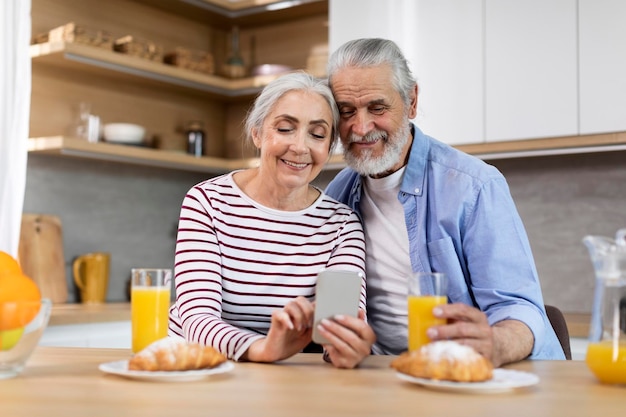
xmin=347 ymin=130 xmax=388 ymax=144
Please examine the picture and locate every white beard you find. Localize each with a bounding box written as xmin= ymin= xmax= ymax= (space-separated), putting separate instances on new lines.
xmin=343 ymin=122 xmax=411 ymax=177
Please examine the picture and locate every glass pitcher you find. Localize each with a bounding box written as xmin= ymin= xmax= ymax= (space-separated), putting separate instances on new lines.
xmin=582 ymin=228 xmax=626 ymax=384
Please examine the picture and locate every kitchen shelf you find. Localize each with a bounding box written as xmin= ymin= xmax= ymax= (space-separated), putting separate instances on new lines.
xmin=29 ymin=131 xmax=626 ymax=175
xmin=192 ymin=0 xmax=323 ymax=15
xmin=456 ymin=131 xmax=626 ymax=160
xmin=132 ymin=0 xmax=328 ymax=28
xmin=28 ymin=136 xmax=347 ymax=173
xmin=30 ymin=41 xmax=281 ymax=98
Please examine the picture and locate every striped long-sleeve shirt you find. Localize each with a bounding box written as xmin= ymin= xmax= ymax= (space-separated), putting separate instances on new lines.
xmin=168 ymin=172 xmax=366 ymax=360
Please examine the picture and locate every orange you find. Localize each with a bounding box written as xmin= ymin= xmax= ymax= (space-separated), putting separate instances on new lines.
xmin=0 ymin=251 xmax=41 ymax=331
xmin=0 ymin=250 xmax=22 ymax=276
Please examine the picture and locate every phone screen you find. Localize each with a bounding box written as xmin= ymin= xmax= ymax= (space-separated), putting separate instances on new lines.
xmin=312 ymin=269 xmax=363 ymax=345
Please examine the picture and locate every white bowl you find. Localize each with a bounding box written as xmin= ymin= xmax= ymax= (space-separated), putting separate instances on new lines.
xmin=103 ymin=123 xmax=145 ymax=144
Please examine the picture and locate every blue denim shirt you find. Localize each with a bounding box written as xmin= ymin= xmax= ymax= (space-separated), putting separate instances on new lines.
xmin=326 ymin=124 xmax=565 ymax=360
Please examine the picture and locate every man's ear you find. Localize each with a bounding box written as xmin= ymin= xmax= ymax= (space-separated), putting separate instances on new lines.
xmin=408 ymin=83 xmax=418 ymax=119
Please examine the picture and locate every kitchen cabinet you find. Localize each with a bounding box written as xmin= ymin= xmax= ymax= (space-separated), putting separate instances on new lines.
xmin=578 ymin=0 xmax=626 ymax=135
xmin=29 ymin=0 xmax=331 ymax=173
xmin=329 ymin=0 xmax=626 ymax=157
xmin=329 ymin=0 xmax=484 ymax=146
xmin=412 ymin=0 xmax=483 ymax=145
xmin=330 ymin=0 xmax=578 ymax=144
xmin=485 ymin=0 xmax=578 ymax=142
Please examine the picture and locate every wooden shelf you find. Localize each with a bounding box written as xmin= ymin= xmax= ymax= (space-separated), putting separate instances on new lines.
xmin=196 ymin=0 xmax=321 ymax=13
xmin=31 ymin=41 xmax=281 ymax=98
xmin=28 ymin=136 xmax=347 ymax=173
xmin=28 ymin=136 xmax=255 ymax=173
xmin=29 ymin=130 xmax=626 ymax=174
xmin=131 ymin=0 xmax=328 ymax=28
xmin=455 ymin=131 xmax=626 ymax=160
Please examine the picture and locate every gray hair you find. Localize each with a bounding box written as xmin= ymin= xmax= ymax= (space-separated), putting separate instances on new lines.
xmin=327 ymin=38 xmax=417 ymax=106
xmin=244 ymin=71 xmax=339 ymax=152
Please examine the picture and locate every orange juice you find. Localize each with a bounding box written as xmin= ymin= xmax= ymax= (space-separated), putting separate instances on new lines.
xmin=131 ymin=286 xmax=171 ymax=353
xmin=585 ymin=341 xmax=626 ymax=384
xmin=408 ymin=295 xmax=447 ymax=351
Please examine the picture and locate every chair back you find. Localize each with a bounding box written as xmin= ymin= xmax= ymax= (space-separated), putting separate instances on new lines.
xmin=545 ymin=304 xmax=572 ymax=360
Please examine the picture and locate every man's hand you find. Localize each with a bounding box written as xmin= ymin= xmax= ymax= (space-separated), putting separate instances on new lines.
xmin=316 ymin=309 xmax=376 ymax=369
xmin=427 ymin=303 xmax=534 ymax=367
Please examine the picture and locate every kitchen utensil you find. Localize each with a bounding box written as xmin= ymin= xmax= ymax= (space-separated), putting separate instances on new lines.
xmin=18 ymin=214 xmax=68 ymax=304
xmin=71 ymin=102 xmax=100 ymax=142
xmin=103 ymin=123 xmax=145 ymax=144
xmin=72 ymin=252 xmax=110 ymax=304
xmin=582 ymin=228 xmax=626 ymax=384
xmin=249 ymin=35 xmax=257 ymax=75
xmin=223 ymin=26 xmax=245 ymax=78
xmin=186 ymin=121 xmax=205 ymax=157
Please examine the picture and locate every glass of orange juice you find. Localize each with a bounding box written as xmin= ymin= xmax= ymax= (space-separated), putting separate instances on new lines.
xmin=130 ymin=268 xmax=172 ymax=353
xmin=408 ymin=272 xmax=448 ymax=351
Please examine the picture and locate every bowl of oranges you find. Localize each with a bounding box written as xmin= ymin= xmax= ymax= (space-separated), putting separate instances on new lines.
xmin=0 ymin=251 xmax=51 ymax=379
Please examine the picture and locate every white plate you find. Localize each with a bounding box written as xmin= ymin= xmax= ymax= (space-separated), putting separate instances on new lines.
xmin=396 ymin=368 xmax=539 ymax=394
xmin=98 ymin=360 xmax=234 ymax=382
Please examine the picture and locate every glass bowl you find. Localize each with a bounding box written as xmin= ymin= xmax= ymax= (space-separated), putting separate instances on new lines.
xmin=0 ymin=299 xmax=52 ymax=379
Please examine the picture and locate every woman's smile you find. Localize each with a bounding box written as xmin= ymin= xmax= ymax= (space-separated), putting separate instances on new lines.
xmin=281 ymin=159 xmax=310 ymax=169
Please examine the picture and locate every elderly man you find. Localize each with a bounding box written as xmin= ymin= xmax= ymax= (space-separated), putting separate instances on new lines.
xmin=314 ymin=38 xmax=565 ymax=369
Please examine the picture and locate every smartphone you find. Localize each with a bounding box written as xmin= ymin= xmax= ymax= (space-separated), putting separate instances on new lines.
xmin=312 ymin=269 xmax=363 ymax=345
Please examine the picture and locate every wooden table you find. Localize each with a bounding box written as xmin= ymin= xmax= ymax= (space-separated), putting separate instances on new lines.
xmin=1 ymin=347 xmax=623 ymax=417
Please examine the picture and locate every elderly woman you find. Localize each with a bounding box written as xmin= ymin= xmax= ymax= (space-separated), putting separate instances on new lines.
xmin=168 ymin=72 xmax=371 ymax=368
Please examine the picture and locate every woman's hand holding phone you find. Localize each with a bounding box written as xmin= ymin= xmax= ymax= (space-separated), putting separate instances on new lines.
xmin=312 ymin=269 xmax=376 ymax=368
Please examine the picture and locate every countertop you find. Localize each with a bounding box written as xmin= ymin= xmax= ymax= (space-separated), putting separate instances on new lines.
xmin=1 ymin=347 xmax=623 ymax=417
xmin=50 ymin=302 xmax=591 ymax=337
xmin=49 ymin=302 xmax=130 ymax=326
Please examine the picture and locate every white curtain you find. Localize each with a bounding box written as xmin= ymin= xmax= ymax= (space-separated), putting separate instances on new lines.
xmin=0 ymin=0 xmax=31 ymax=256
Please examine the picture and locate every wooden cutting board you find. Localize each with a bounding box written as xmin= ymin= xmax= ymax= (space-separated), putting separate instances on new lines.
xmin=18 ymin=214 xmax=68 ymax=303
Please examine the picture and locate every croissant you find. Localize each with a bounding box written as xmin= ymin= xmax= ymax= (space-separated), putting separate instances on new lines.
xmin=128 ymin=336 xmax=227 ymax=372
xmin=391 ymin=341 xmax=493 ymax=382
